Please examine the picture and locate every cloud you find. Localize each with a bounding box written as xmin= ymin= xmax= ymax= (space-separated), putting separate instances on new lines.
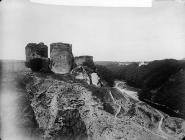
xmin=30 ymin=0 xmax=152 ymax=7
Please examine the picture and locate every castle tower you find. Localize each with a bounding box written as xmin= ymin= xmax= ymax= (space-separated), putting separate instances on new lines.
xmin=50 ymin=42 xmax=74 ymax=74
xmin=25 ymin=42 xmax=50 ymax=72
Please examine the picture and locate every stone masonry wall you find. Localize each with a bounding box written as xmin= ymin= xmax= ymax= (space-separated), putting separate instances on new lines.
xmin=25 ymin=42 xmax=49 ymax=72
xmin=50 ymin=43 xmax=74 ymax=74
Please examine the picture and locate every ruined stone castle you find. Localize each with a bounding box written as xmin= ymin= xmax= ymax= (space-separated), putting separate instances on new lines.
xmin=25 ymin=42 xmax=101 ymax=86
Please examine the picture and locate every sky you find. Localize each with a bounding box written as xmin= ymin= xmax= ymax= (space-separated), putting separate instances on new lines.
xmin=0 ymin=0 xmax=185 ymax=61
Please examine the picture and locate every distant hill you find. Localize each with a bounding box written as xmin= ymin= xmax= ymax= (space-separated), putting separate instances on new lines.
xmin=95 ymin=61 xmax=134 ymax=66
xmin=95 ymin=61 xmax=119 ymax=66
xmin=95 ymin=59 xmax=185 ymax=119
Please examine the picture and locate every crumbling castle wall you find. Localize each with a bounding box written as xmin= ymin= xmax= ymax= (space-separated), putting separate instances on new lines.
xmin=72 ymin=55 xmax=101 ymax=87
xmin=74 ymin=56 xmax=96 ymax=70
xmin=50 ymin=43 xmax=74 ymax=74
xmin=25 ymin=42 xmax=48 ymax=61
xmin=25 ymin=42 xmax=101 ymax=86
xmin=25 ymin=43 xmax=50 ymax=72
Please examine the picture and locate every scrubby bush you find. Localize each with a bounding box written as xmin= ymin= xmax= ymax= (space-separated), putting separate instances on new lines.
xmin=97 ymin=59 xmax=185 ymax=118
xmin=96 ymin=65 xmax=115 ymax=86
xmin=139 ymin=69 xmax=185 ymax=118
xmin=141 ymin=59 xmax=184 ymax=89
xmin=123 ymin=63 xmax=139 ymax=86
xmin=103 ymin=59 xmax=185 ymax=89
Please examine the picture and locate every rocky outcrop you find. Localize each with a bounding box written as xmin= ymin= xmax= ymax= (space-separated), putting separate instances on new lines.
xmin=72 ymin=56 xmax=101 ymax=87
xmin=25 ymin=43 xmax=50 ymax=72
xmin=50 ymin=43 xmax=74 ymax=74
xmin=91 ymin=73 xmax=101 ymax=86
xmin=19 ymin=72 xmax=185 ymax=140
xmin=71 ymin=66 xmax=91 ymax=85
xmin=71 ymin=66 xmax=101 ymax=87
xmin=161 ymin=116 xmax=185 ymax=138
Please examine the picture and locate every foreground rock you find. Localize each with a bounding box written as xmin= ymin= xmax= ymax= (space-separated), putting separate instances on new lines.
xmin=50 ymin=43 xmax=74 ymax=74
xmin=71 ymin=66 xmax=102 ymax=87
xmin=18 ymin=72 xmax=185 ymax=140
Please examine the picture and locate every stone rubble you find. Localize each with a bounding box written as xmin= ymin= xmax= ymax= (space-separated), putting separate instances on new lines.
xmin=71 ymin=66 xmax=101 ymax=87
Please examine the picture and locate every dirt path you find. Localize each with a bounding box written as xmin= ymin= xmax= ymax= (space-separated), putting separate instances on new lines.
xmin=108 ymin=89 xmax=168 ymax=139
xmin=113 ymin=80 xmax=178 ymax=140
xmin=114 ymin=81 xmax=139 ymax=101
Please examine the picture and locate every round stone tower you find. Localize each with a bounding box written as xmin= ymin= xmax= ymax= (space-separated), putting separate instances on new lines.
xmin=50 ymin=42 xmax=74 ymax=74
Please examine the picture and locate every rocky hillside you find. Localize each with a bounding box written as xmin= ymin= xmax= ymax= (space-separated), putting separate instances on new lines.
xmin=0 ymin=68 xmax=185 ymax=140
xmin=1 ymin=42 xmax=185 ymax=139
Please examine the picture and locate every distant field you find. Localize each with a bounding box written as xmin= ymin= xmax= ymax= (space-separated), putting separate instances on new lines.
xmin=0 ymin=60 xmax=29 ymax=73
xmin=95 ymin=61 xmax=134 ymax=66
